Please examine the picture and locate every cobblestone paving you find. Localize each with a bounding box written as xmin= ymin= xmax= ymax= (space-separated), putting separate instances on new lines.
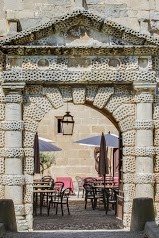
xmin=2 ymin=200 xmax=144 ymax=238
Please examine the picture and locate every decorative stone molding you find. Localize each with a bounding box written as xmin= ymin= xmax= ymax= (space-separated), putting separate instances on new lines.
xmin=154 ymin=120 xmax=159 ymax=129
xmin=124 ymin=184 xmax=135 ymax=202
xmin=134 ymin=94 xmax=154 ymax=103
xmin=24 ymin=148 xmax=34 ymax=157
xmin=2 ymin=45 xmax=159 ymax=57
xmin=72 ymin=87 xmax=86 ymax=104
xmin=123 ymin=156 xmax=135 ymax=173
xmin=23 ymin=185 xmax=33 ymax=203
xmin=59 ymin=86 xmax=72 ymax=102
xmin=119 ymin=116 xmax=135 ymax=132
xmin=0 ymin=185 xmax=4 ymax=199
xmin=4 ymin=94 xmax=23 ymax=103
xmin=123 ymin=214 xmax=131 ymax=228
xmin=93 ymin=87 xmax=114 ymax=109
xmin=23 ymin=131 xmax=35 ymax=148
xmin=134 ymin=120 xmax=154 ymax=130
xmin=0 ymin=148 xmax=24 ymax=158
xmin=23 ymin=157 xmax=34 ymax=175
xmin=2 ymin=70 xmax=157 ymax=84
xmin=86 ymin=85 xmax=98 ymax=102
xmin=155 ymin=174 xmax=159 ymax=183
xmin=135 ymin=146 xmax=155 ymax=157
xmin=24 ymin=119 xmax=38 ymax=133
xmin=154 ymin=129 xmax=159 ymax=146
xmin=0 ymin=131 xmax=5 ymax=147
xmin=134 ymin=173 xmax=155 ymax=184
xmin=134 ymin=82 xmax=157 ymax=93
xmin=122 ymin=130 xmax=135 ymax=147
xmin=24 ymin=175 xmax=33 ymax=185
xmin=44 ymin=87 xmax=63 ymax=109
xmin=1 ymin=121 xmax=24 ymax=131
xmin=123 ymin=147 xmax=135 ymax=156
xmin=154 ymin=156 xmax=159 ymax=173
xmin=123 ymin=174 xmax=135 ymax=184
xmin=0 ymin=104 xmax=5 ymax=120
xmin=2 ymin=82 xmax=26 ymax=95
xmin=25 ymin=85 xmax=43 ymax=96
xmin=106 ymin=95 xmax=133 ymax=113
xmin=124 ymin=202 xmax=133 ymax=214
xmin=29 ymin=96 xmax=52 ymax=114
xmin=0 ymin=158 xmax=5 ymax=174
xmin=23 ymin=103 xmax=46 ymax=122
xmin=113 ymin=104 xmax=135 ymax=122
xmin=0 ymin=175 xmax=25 ymax=185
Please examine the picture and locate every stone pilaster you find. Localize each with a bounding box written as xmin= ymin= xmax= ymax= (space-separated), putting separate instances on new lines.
xmin=2 ymin=82 xmax=26 ymax=230
xmin=134 ymin=82 xmax=156 ymax=198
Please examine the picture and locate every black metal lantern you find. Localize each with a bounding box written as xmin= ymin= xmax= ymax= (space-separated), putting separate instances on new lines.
xmin=61 ymin=111 xmax=74 ymax=135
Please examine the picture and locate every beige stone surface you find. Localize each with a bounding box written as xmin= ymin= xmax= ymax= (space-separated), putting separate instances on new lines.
xmin=38 ymin=104 xmax=118 ymax=181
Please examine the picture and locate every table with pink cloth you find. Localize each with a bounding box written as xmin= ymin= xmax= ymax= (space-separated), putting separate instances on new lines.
xmin=56 ymin=177 xmax=74 ymax=194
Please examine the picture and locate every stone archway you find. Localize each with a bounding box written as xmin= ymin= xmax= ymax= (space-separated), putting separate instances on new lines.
xmin=21 ymin=83 xmax=135 ymax=229
xmin=0 ymin=8 xmax=158 ymax=231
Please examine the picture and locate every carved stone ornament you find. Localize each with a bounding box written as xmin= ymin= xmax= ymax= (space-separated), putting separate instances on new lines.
xmin=1 ymin=121 xmax=24 ymax=131
xmin=134 ymin=173 xmax=155 ymax=184
xmin=134 ymin=120 xmax=154 ymax=130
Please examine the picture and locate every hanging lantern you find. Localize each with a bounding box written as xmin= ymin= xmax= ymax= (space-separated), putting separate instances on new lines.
xmin=61 ymin=111 xmax=74 ymax=135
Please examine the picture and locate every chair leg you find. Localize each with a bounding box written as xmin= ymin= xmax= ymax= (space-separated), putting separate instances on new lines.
xmin=67 ymin=201 xmax=70 ymax=215
xmin=61 ymin=203 xmax=64 ymax=216
xmin=56 ymin=203 xmax=58 ymax=215
xmin=84 ymin=198 xmax=87 ymax=209
xmin=48 ymin=201 xmax=51 ymax=216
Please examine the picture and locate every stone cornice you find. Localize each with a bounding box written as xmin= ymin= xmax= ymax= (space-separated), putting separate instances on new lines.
xmin=0 ymin=9 xmax=159 ymax=47
xmin=1 ymin=45 xmax=159 ymax=56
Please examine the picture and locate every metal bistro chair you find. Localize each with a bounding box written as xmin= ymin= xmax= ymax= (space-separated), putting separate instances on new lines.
xmin=48 ymin=187 xmax=72 ymax=216
xmin=104 ymin=188 xmax=118 ymax=215
xmin=84 ymin=177 xmax=97 ymax=186
xmin=83 ymin=183 xmax=103 ymax=210
xmin=75 ymin=176 xmax=84 ymax=198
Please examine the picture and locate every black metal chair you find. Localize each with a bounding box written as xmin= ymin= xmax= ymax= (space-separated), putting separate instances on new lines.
xmin=104 ymin=188 xmax=118 ymax=215
xmin=48 ymin=187 xmax=72 ymax=216
xmin=83 ymin=183 xmax=104 ymax=210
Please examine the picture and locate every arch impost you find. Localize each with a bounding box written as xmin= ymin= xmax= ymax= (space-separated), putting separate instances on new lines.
xmin=133 ymin=82 xmax=157 ymax=93
xmin=135 ymin=146 xmax=155 ymax=157
xmin=1 ymin=121 xmax=24 ymax=131
xmin=134 ymin=120 xmax=154 ymax=130
xmin=134 ymin=173 xmax=155 ymax=184
xmin=0 ymin=175 xmax=25 ymax=185
xmin=0 ymin=148 xmax=24 ymax=158
xmin=2 ymin=82 xmax=26 ymax=95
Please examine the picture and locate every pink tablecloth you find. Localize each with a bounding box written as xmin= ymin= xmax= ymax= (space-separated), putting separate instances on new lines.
xmin=56 ymin=177 xmax=74 ymax=194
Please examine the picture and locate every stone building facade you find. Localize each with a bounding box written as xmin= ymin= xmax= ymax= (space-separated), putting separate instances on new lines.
xmin=0 ymin=0 xmax=159 ymax=232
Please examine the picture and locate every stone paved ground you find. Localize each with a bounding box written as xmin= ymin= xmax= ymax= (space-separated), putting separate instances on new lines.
xmin=2 ymin=199 xmax=144 ymax=238
xmin=33 ymin=200 xmax=123 ymax=230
